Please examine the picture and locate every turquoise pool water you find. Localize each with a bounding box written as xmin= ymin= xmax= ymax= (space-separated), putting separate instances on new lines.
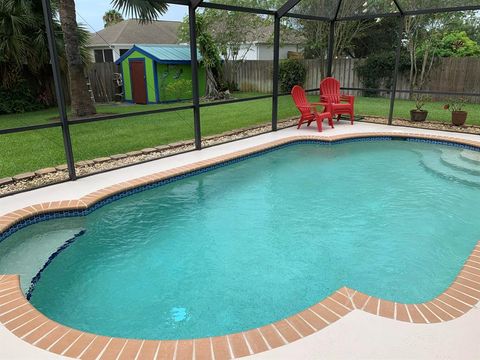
xmin=1 ymin=140 xmax=480 ymax=340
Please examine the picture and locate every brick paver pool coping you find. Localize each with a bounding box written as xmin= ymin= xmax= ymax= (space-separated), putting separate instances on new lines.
xmin=1 ymin=132 xmax=480 ymax=360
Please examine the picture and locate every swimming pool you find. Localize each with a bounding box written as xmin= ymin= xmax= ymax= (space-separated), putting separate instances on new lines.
xmin=1 ymin=137 xmax=479 ymax=341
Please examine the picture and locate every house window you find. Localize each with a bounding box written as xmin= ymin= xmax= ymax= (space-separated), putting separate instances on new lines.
xmin=94 ymin=50 xmax=104 ymax=63
xmin=104 ymin=49 xmax=114 ymax=63
xmin=94 ymin=49 xmax=114 ymax=63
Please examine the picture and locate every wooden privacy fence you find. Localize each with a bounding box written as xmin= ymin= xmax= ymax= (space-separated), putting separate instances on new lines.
xmin=87 ymin=63 xmax=120 ymax=103
xmin=396 ymin=57 xmax=480 ymax=103
xmin=223 ymin=57 xmax=480 ymax=103
xmin=223 ymin=59 xmax=364 ymax=96
xmin=224 ymin=61 xmax=274 ymax=93
xmin=84 ymin=58 xmax=480 ymax=103
xmin=55 ymin=63 xmax=120 ymax=104
xmin=57 ymin=63 xmax=121 ymax=103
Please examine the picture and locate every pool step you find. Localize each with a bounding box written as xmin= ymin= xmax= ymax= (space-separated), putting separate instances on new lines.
xmin=420 ymin=150 xmax=480 ymax=188
xmin=440 ymin=149 xmax=480 ymax=176
xmin=460 ymin=150 xmax=480 ymax=165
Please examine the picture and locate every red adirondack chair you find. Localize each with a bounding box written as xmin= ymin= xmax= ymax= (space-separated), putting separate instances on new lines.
xmin=291 ymin=85 xmax=333 ymax=132
xmin=320 ymin=77 xmax=355 ymax=124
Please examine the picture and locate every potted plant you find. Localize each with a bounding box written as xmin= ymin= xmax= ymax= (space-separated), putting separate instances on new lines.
xmin=410 ymin=94 xmax=429 ymax=122
xmin=444 ymin=98 xmax=468 ymax=126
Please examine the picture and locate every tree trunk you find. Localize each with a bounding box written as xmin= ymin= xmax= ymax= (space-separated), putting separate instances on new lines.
xmin=59 ymin=0 xmax=96 ymax=117
xmin=408 ymin=40 xmax=416 ymax=99
xmin=405 ymin=17 xmax=416 ymax=99
xmin=319 ymin=55 xmax=326 ymax=80
xmin=205 ymin=68 xmax=220 ymax=99
xmin=408 ymin=54 xmax=414 ymax=99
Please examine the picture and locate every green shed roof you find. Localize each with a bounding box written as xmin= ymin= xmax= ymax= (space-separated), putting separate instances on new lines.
xmin=115 ymin=44 xmax=202 ymax=65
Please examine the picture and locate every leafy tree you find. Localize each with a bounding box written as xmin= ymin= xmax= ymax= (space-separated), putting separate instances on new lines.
xmin=103 ymin=9 xmax=124 ymax=28
xmin=295 ymin=1 xmax=480 ymax=96
xmin=179 ymin=0 xmax=282 ymax=90
xmin=352 ymin=17 xmax=410 ymax=97
xmin=58 ymin=0 xmax=168 ymax=117
xmin=356 ymin=52 xmax=410 ymax=96
xmin=438 ymin=11 xmax=480 ymax=38
xmin=351 ymin=17 xmax=399 ymax=58
xmin=461 ymin=13 xmax=480 ymax=43
xmin=294 ymin=0 xmax=375 ymax=78
xmin=194 ymin=14 xmax=223 ymax=99
xmin=203 ymin=8 xmax=265 ymax=86
xmin=436 ymin=31 xmax=480 ymax=57
xmin=403 ymin=11 xmax=480 ymax=94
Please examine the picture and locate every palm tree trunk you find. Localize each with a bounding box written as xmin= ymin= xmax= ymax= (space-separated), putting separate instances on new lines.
xmin=59 ymin=0 xmax=96 ymax=117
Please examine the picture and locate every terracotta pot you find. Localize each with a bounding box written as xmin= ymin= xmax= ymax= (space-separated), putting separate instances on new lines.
xmin=452 ymin=111 xmax=467 ymax=126
xmin=410 ymin=110 xmax=428 ymax=122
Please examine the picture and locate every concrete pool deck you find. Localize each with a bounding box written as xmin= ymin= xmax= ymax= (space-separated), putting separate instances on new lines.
xmin=1 ymin=122 xmax=479 ymax=359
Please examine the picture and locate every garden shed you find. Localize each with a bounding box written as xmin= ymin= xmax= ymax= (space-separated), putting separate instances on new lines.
xmin=115 ymin=44 xmax=206 ymax=104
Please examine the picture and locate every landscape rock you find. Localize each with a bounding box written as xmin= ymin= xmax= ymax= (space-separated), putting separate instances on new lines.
xmin=76 ymin=160 xmax=95 ymax=167
xmin=93 ymin=157 xmax=111 ymax=164
xmin=35 ymin=168 xmax=57 ymax=176
xmin=168 ymin=140 xmax=194 ymax=148
xmin=0 ymin=178 xmax=14 ymax=186
xmin=110 ymin=154 xmax=128 ymax=160
xmin=12 ymin=172 xmax=36 ymax=181
xmin=126 ymin=151 xmax=143 ymax=157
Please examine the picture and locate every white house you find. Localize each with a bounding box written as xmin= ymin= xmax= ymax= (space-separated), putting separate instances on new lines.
xmin=228 ymin=25 xmax=304 ymax=61
xmin=231 ymin=43 xmax=303 ymax=60
xmin=88 ymin=19 xmax=303 ymax=63
xmin=87 ymin=19 xmax=181 ymax=63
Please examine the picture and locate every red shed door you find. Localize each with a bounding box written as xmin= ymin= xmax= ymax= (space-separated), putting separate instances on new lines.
xmin=130 ymin=60 xmax=147 ymax=104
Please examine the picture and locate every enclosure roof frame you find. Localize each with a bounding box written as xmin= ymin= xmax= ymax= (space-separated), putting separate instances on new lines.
xmin=178 ymin=0 xmax=480 ymax=22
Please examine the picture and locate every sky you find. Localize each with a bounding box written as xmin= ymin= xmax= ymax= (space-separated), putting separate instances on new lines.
xmin=75 ymin=0 xmax=188 ymax=32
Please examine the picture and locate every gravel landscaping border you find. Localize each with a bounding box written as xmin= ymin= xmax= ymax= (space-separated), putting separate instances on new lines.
xmin=363 ymin=116 xmax=480 ymax=135
xmin=2 ymin=116 xmax=478 ymax=197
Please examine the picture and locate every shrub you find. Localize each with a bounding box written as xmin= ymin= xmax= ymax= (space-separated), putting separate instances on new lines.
xmin=165 ymin=79 xmax=192 ymax=100
xmin=0 ymin=81 xmax=46 ymax=114
xmin=436 ymin=31 xmax=480 ymax=57
xmin=356 ymin=51 xmax=409 ymax=97
xmin=279 ymin=59 xmax=307 ymax=93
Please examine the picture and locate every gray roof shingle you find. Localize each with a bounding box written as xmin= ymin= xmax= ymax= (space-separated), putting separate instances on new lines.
xmin=88 ymin=19 xmax=181 ymax=46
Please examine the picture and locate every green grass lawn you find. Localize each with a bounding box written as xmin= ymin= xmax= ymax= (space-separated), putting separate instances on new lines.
xmin=1 ymin=94 xmax=479 ymax=178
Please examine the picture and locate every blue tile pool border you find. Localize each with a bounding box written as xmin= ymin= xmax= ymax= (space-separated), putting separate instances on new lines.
xmin=1 ymin=135 xmax=479 ymax=244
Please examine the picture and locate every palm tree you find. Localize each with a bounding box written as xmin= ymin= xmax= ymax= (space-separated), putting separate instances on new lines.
xmin=58 ymin=0 xmax=168 ymax=117
xmin=110 ymin=0 xmax=168 ymax=24
xmin=103 ymin=9 xmax=124 ymax=28
xmin=0 ymin=0 xmax=43 ymax=88
xmin=0 ymin=0 xmax=90 ymax=109
xmin=58 ymin=0 xmax=97 ymax=117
